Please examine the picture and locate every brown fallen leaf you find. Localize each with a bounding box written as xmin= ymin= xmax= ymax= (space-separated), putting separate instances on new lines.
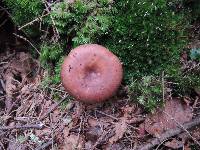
xmin=35 ymin=127 xmax=52 ymax=138
xmin=184 ymin=143 xmax=192 ymax=150
xmin=190 ymin=126 xmax=200 ymax=140
xmin=9 ymin=52 xmax=35 ymax=77
xmin=138 ymin=123 xmax=146 ymax=138
xmin=109 ymin=117 xmax=127 ymax=144
xmin=86 ymin=125 xmax=103 ymax=142
xmin=87 ymin=117 xmax=111 ymax=130
xmin=71 ymin=102 xmax=85 ymax=126
xmin=144 ymin=98 xmax=193 ymax=137
xmin=63 ymin=120 xmax=74 ymax=140
xmin=61 ymin=134 xmax=85 ymax=150
xmin=84 ymin=141 xmax=93 ymax=150
xmin=178 ymin=125 xmax=200 ymax=142
xmin=5 ymin=73 xmax=17 ymax=97
xmin=7 ymin=135 xmax=27 ymax=150
xmin=164 ymin=139 xmax=184 ymax=149
xmin=105 ymin=143 xmax=124 ymax=150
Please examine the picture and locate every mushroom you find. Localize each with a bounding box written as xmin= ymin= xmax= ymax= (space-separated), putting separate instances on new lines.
xmin=61 ymin=44 xmax=123 ymax=103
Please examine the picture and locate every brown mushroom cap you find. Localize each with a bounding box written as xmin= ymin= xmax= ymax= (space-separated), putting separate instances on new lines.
xmin=61 ymin=44 xmax=123 ymax=103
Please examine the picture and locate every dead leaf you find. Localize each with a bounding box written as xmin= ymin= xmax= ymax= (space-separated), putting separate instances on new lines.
xmin=164 ymin=139 xmax=184 ymax=149
xmin=109 ymin=117 xmax=127 ymax=144
xmin=35 ymin=127 xmax=51 ymax=138
xmin=63 ymin=120 xmax=74 ymax=139
xmin=5 ymin=73 xmax=17 ymax=97
xmin=184 ymin=143 xmax=192 ymax=150
xmin=179 ymin=126 xmax=200 ymax=142
xmin=138 ymin=123 xmax=146 ymax=138
xmin=61 ymin=134 xmax=85 ymax=150
xmin=144 ymin=98 xmax=193 ymax=137
xmin=67 ymin=0 xmax=76 ymax=4
xmin=38 ymin=99 xmax=53 ymax=117
xmin=7 ymin=136 xmax=27 ymax=150
xmin=9 ymin=52 xmax=34 ymax=76
xmin=105 ymin=143 xmax=124 ymax=150
xmin=88 ymin=118 xmax=99 ymax=127
xmin=86 ymin=125 xmax=103 ymax=142
xmin=50 ymin=108 xmax=61 ymax=123
xmin=121 ymin=105 xmax=136 ymax=115
xmin=71 ymin=102 xmax=85 ymax=126
xmin=84 ymin=141 xmax=93 ymax=150
xmin=88 ymin=117 xmax=111 ymax=129
xmin=191 ymin=127 xmax=200 ymax=140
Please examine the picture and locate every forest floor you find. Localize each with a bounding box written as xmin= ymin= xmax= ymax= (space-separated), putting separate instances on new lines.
xmin=1 ymin=8 xmax=200 ymax=150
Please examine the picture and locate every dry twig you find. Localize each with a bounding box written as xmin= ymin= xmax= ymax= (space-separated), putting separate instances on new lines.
xmin=35 ymin=139 xmax=53 ymax=150
xmin=32 ymin=96 xmax=68 ymax=123
xmin=75 ymin=114 xmax=84 ymax=149
xmin=95 ymin=109 xmax=119 ymax=121
xmin=43 ymin=1 xmax=60 ymax=42
xmin=13 ymin=33 xmax=40 ymax=54
xmin=92 ymin=129 xmax=115 ymax=150
xmin=0 ymin=123 xmax=44 ymax=131
xmin=163 ymin=110 xmax=200 ymax=147
xmin=136 ymin=116 xmax=200 ymax=150
xmin=19 ymin=13 xmax=50 ymax=30
xmin=0 ymin=19 xmax=8 ymax=28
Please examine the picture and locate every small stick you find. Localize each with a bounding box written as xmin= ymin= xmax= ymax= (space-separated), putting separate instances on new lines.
xmin=0 ymin=6 xmax=11 ymax=17
xmin=13 ymin=33 xmax=40 ymax=55
xmin=49 ymin=114 xmax=55 ymax=150
xmin=43 ymin=1 xmax=60 ymax=41
xmin=0 ymin=123 xmax=44 ymax=131
xmin=75 ymin=114 xmax=84 ymax=149
xmin=0 ymin=62 xmax=8 ymax=65
xmin=137 ymin=116 xmax=200 ymax=150
xmin=163 ymin=110 xmax=200 ymax=147
xmin=0 ymin=132 xmax=6 ymax=137
xmin=32 ymin=96 xmax=68 ymax=123
xmin=19 ymin=13 xmax=50 ymax=30
xmin=95 ymin=109 xmax=143 ymax=129
xmin=0 ymin=19 xmax=8 ymax=28
xmin=48 ymin=87 xmax=67 ymax=93
xmin=162 ymin=71 xmax=165 ymax=101
xmin=92 ymin=129 xmax=115 ymax=150
xmin=95 ymin=109 xmax=119 ymax=121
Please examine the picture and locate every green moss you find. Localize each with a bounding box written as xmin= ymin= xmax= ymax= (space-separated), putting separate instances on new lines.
xmin=102 ymin=0 xmax=189 ymax=82
xmin=128 ymin=75 xmax=163 ymax=112
xmin=5 ymin=0 xmax=200 ymax=110
xmin=39 ymin=42 xmax=64 ymax=84
xmin=169 ymin=66 xmax=200 ymax=96
xmin=40 ymin=42 xmax=64 ymax=66
xmin=4 ymin=0 xmax=43 ymax=35
xmin=46 ymin=0 xmax=112 ymax=45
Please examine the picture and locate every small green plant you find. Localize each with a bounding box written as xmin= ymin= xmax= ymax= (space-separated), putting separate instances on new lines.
xmin=49 ymin=0 xmax=112 ymax=46
xmin=128 ymin=76 xmax=163 ymax=112
xmin=17 ymin=135 xmax=27 ymax=143
xmin=40 ymin=42 xmax=63 ymax=66
xmin=29 ymin=133 xmax=43 ymax=145
xmin=160 ymin=60 xmax=200 ymax=97
xmin=39 ymin=42 xmax=64 ymax=84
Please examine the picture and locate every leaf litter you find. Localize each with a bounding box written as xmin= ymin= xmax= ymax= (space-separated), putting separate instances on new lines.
xmin=144 ymin=98 xmax=193 ymax=137
xmin=0 ymin=50 xmax=200 ymax=150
